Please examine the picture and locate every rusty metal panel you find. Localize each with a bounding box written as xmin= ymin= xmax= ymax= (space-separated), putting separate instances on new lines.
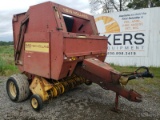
xmin=57 ymin=3 xmax=98 ymax=34
xmin=59 ymin=61 xmax=77 ymax=79
xmin=64 ymin=38 xmax=107 ymax=57
xmin=27 ymin=2 xmax=57 ymax=33
xmin=83 ymin=58 xmax=120 ymax=82
xmin=50 ymin=32 xmax=64 ymax=80
xmin=24 ymin=32 xmax=50 ymax=78
xmin=52 ymin=4 xmax=67 ymax=32
xmin=12 ymin=13 xmax=26 ymax=50
xmin=12 ymin=1 xmax=108 ymax=80
xmin=74 ymin=58 xmax=142 ymax=103
xmin=58 ymin=4 xmax=91 ymax=20
xmin=12 ymin=13 xmax=26 ymax=72
xmin=24 ymin=52 xmax=50 ymax=78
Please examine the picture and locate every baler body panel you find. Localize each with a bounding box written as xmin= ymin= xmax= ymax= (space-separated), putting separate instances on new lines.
xmin=50 ymin=32 xmax=107 ymax=80
xmin=24 ymin=32 xmax=50 ymax=78
xmin=12 ymin=1 xmax=107 ymax=80
xmin=63 ymin=37 xmax=107 ymax=57
xmin=12 ymin=13 xmax=26 ymax=72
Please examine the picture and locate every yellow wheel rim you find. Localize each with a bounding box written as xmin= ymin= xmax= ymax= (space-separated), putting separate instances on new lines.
xmin=31 ymin=98 xmax=38 ymax=109
xmin=9 ymin=82 xmax=17 ymax=98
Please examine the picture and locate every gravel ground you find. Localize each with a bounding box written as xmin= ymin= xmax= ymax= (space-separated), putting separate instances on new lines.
xmin=0 ymin=76 xmax=160 ymax=120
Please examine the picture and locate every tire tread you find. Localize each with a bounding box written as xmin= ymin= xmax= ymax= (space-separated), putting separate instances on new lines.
xmin=9 ymin=74 xmax=30 ymax=102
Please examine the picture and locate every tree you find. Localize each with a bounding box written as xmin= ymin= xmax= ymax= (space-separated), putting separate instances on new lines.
xmin=127 ymin=0 xmax=160 ymax=9
xmin=89 ymin=0 xmax=129 ymax=14
xmin=0 ymin=41 xmax=13 ymax=46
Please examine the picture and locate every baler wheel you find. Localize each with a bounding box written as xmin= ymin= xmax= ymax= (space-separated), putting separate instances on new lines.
xmin=6 ymin=74 xmax=30 ymax=102
xmin=30 ymin=94 xmax=43 ymax=111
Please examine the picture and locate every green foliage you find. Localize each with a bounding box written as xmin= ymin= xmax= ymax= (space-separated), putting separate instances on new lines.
xmin=0 ymin=41 xmax=13 ymax=46
xmin=127 ymin=0 xmax=160 ymax=9
xmin=0 ymin=46 xmax=19 ymax=76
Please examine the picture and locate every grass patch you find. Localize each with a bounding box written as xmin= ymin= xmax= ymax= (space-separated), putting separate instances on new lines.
xmin=110 ymin=64 xmax=160 ymax=79
xmin=110 ymin=64 xmax=160 ymax=92
xmin=0 ymin=45 xmax=19 ymax=76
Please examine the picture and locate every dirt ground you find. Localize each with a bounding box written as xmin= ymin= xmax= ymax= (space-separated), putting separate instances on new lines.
xmin=0 ymin=76 xmax=160 ymax=120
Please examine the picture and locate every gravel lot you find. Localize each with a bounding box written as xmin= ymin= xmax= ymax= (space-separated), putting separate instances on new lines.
xmin=0 ymin=76 xmax=160 ymax=120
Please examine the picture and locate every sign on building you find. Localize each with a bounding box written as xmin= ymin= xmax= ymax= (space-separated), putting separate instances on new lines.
xmin=95 ymin=9 xmax=149 ymax=57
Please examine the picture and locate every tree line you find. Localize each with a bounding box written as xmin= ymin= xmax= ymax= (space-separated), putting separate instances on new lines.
xmin=89 ymin=0 xmax=160 ymax=13
xmin=0 ymin=41 xmax=13 ymax=46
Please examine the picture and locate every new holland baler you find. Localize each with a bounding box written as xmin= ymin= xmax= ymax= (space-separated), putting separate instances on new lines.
xmin=6 ymin=1 xmax=153 ymax=111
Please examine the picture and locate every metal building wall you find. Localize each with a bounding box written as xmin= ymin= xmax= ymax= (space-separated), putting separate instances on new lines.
xmin=95 ymin=8 xmax=160 ymax=67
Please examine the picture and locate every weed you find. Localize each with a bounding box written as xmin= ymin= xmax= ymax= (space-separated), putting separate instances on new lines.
xmin=0 ymin=46 xmax=19 ymax=76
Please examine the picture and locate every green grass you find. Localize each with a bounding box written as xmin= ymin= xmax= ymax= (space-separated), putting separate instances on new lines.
xmin=110 ymin=64 xmax=160 ymax=79
xmin=0 ymin=46 xmax=19 ymax=76
xmin=110 ymin=64 xmax=160 ymax=92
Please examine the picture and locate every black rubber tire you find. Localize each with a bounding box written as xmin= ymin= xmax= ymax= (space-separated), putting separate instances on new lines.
xmin=30 ymin=94 xmax=43 ymax=111
xmin=6 ymin=74 xmax=30 ymax=102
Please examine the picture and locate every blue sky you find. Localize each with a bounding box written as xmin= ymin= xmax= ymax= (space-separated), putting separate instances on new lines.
xmin=0 ymin=0 xmax=90 ymax=41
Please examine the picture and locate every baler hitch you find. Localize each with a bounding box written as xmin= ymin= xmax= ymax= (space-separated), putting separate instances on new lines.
xmin=120 ymin=66 xmax=154 ymax=85
xmin=74 ymin=58 xmax=154 ymax=112
xmin=113 ymin=66 xmax=153 ymax=112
